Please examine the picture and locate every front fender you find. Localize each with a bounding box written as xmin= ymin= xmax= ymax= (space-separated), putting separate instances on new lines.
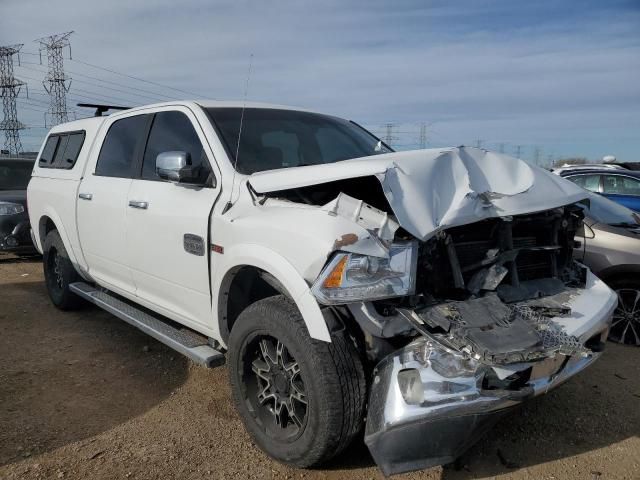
xmin=211 ymin=243 xmax=331 ymax=346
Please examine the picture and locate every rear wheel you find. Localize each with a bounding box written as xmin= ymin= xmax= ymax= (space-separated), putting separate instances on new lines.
xmin=608 ymin=277 xmax=640 ymax=346
xmin=43 ymin=230 xmax=83 ymax=310
xmin=228 ymin=295 xmax=366 ymax=467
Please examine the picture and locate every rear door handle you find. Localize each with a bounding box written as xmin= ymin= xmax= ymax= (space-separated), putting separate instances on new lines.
xmin=78 ymin=193 xmax=93 ymax=200
xmin=128 ymin=200 xmax=149 ymax=210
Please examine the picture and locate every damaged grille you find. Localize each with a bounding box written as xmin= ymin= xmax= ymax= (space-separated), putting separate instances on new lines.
xmin=393 ymin=205 xmax=591 ymax=365
xmin=417 ymin=205 xmax=584 ymax=301
xmin=510 ymin=304 xmax=585 ymax=354
xmin=454 ymin=237 xmax=553 ymax=282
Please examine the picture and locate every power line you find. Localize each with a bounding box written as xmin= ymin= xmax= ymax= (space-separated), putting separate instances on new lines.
xmin=17 ymin=89 xmax=80 ymax=114
xmin=17 ymin=98 xmax=49 ymax=110
xmin=69 ymin=57 xmax=206 ymax=98
xmin=14 ymin=70 xmax=106 ymax=111
xmin=0 ymin=44 xmax=26 ymax=154
xmin=15 ymin=103 xmax=47 ymax=114
xmin=18 ymin=64 xmax=167 ymax=105
xmin=20 ymin=55 xmax=184 ymax=102
xmin=60 ymin=64 xmax=175 ymax=100
xmin=66 ymin=68 xmax=173 ymax=102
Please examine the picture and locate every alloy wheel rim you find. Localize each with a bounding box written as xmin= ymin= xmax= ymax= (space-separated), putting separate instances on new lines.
xmin=49 ymin=248 xmax=64 ymax=290
xmin=611 ymin=288 xmax=640 ymax=346
xmin=243 ymin=336 xmax=308 ymax=440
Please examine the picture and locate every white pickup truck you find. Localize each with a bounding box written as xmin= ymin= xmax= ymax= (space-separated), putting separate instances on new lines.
xmin=27 ymin=101 xmax=616 ymax=475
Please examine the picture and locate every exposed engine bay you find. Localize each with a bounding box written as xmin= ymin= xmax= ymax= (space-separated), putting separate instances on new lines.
xmin=258 ymin=175 xmax=598 ymax=368
xmin=393 ymin=205 xmax=595 ymax=365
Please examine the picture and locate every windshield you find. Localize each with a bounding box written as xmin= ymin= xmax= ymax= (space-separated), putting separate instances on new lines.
xmin=580 ymin=193 xmax=640 ymax=227
xmin=0 ymin=160 xmax=33 ymax=191
xmin=206 ymin=108 xmax=393 ymax=174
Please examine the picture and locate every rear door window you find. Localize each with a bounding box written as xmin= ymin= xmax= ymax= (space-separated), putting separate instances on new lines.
xmin=567 ymin=174 xmax=600 ymax=192
xmin=96 ymin=115 xmax=149 ymax=178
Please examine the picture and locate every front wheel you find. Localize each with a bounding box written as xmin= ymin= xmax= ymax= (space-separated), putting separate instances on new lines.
xmin=228 ymin=295 xmax=366 ymax=467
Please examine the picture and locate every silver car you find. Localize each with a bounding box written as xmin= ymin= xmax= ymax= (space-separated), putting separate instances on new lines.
xmin=577 ymin=193 xmax=640 ymax=345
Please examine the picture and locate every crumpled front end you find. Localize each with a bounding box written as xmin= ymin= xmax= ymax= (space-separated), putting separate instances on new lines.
xmin=246 ymin=146 xmax=617 ymax=474
xmin=364 ymin=271 xmax=616 ymax=476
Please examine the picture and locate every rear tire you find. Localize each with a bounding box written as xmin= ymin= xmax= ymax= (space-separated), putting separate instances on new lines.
xmin=43 ymin=230 xmax=83 ymax=310
xmin=228 ymin=295 xmax=366 ymax=467
xmin=607 ymin=276 xmax=640 ymax=346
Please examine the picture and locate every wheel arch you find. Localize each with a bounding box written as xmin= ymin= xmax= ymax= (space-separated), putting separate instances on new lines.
xmin=37 ymin=210 xmax=80 ymax=268
xmin=37 ymin=215 xmax=57 ymax=250
xmin=213 ymin=245 xmax=331 ymax=346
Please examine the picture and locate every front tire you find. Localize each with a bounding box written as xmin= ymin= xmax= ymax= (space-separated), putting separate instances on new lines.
xmin=43 ymin=230 xmax=83 ymax=310
xmin=228 ymin=295 xmax=366 ymax=467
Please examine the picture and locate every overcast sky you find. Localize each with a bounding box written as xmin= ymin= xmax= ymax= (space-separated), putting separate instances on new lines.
xmin=2 ymin=0 xmax=639 ymax=163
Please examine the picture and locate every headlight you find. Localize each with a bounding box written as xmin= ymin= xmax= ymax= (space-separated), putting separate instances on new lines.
xmin=398 ymin=338 xmax=485 ymax=405
xmin=404 ymin=339 xmax=480 ymax=378
xmin=0 ymin=202 xmax=25 ymax=216
xmin=311 ymin=241 xmax=417 ymax=304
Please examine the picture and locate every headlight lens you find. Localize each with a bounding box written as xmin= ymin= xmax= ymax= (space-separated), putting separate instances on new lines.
xmin=0 ymin=202 xmax=25 ymax=216
xmin=403 ymin=338 xmax=481 ymax=378
xmin=311 ymin=241 xmax=417 ymax=304
xmin=398 ymin=338 xmax=485 ymax=405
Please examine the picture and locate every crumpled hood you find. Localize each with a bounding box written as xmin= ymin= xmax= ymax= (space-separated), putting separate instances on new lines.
xmin=249 ymin=146 xmax=589 ymax=241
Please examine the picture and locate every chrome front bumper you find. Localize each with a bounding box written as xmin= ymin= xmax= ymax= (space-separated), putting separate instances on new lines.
xmin=364 ymin=274 xmax=616 ymax=476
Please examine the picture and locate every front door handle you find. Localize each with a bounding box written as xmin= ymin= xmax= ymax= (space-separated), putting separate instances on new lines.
xmin=78 ymin=193 xmax=93 ymax=200
xmin=128 ymin=200 xmax=149 ymax=210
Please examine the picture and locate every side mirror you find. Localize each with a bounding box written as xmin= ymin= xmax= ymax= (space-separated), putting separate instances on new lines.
xmin=156 ymin=151 xmax=201 ymax=184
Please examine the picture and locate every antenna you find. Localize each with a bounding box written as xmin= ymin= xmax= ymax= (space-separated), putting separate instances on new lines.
xmin=224 ymin=54 xmax=253 ymax=214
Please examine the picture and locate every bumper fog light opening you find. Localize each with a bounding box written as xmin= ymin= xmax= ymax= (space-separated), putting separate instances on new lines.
xmin=398 ymin=368 xmax=424 ymax=404
xmin=5 ymin=236 xmax=18 ymax=247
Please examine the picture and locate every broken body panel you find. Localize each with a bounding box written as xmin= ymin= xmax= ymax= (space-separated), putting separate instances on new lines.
xmin=243 ymin=146 xmax=615 ymax=474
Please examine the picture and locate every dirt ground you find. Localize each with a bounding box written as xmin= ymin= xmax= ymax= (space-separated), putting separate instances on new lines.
xmin=0 ymin=256 xmax=638 ymax=480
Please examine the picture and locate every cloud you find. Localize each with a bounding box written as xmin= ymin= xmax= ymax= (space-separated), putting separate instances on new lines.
xmin=2 ymin=0 xmax=638 ymax=161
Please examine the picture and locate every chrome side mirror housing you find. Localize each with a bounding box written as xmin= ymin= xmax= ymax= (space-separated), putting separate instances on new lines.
xmin=156 ymin=151 xmax=201 ymax=184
